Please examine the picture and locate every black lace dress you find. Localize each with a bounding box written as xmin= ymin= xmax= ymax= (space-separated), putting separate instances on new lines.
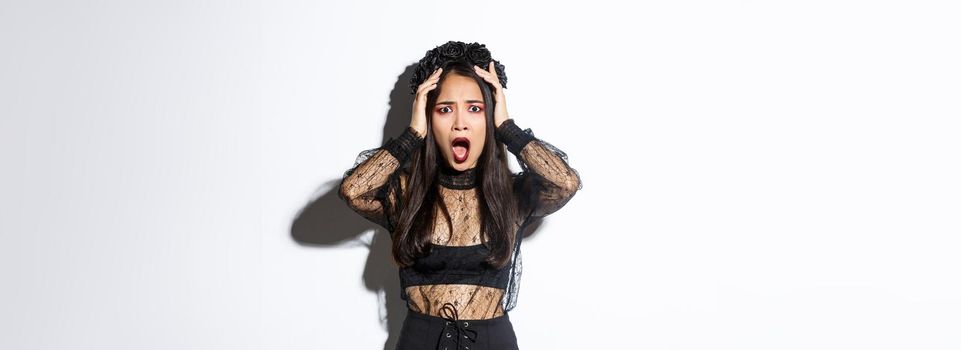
xmin=339 ymin=118 xmax=582 ymax=320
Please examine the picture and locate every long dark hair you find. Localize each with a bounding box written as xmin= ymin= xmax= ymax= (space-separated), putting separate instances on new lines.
xmin=392 ymin=60 xmax=521 ymax=269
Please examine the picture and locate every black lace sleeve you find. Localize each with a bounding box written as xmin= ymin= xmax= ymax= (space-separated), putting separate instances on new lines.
xmin=495 ymin=118 xmax=583 ymax=220
xmin=338 ymin=127 xmax=425 ymax=232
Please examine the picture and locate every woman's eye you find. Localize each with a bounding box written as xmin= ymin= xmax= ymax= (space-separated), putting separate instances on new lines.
xmin=439 ymin=106 xmax=452 ymax=113
xmin=468 ymin=105 xmax=482 ymax=112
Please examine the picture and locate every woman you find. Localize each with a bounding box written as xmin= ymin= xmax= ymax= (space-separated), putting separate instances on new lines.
xmin=339 ymin=41 xmax=581 ymax=350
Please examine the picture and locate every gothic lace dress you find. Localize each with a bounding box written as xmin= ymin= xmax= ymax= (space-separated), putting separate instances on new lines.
xmin=339 ymin=119 xmax=582 ymax=320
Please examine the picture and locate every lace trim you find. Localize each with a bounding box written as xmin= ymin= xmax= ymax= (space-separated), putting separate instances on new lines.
xmin=495 ymin=118 xmax=535 ymax=155
xmin=383 ymin=126 xmax=425 ymax=164
xmin=438 ymin=165 xmax=478 ymax=190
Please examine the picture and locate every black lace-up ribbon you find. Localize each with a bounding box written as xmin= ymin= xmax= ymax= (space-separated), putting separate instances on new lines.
xmin=436 ymin=302 xmax=478 ymax=350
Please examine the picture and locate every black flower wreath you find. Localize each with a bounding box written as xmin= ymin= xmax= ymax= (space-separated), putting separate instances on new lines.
xmin=409 ymin=40 xmax=507 ymax=95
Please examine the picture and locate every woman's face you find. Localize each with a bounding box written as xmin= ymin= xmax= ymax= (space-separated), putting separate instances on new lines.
xmin=431 ymin=73 xmax=487 ymax=171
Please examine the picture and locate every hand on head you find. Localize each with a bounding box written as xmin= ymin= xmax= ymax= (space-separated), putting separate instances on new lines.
xmin=410 ymin=67 xmax=442 ymax=137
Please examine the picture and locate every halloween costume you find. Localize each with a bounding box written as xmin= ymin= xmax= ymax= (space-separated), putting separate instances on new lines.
xmin=339 ymin=41 xmax=581 ymax=350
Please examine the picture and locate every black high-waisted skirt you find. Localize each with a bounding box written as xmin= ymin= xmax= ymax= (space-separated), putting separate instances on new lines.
xmin=396 ymin=303 xmax=519 ymax=350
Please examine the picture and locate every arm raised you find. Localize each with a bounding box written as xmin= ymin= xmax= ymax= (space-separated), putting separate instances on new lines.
xmin=496 ymin=119 xmax=582 ymax=219
xmin=338 ymin=127 xmax=424 ymax=231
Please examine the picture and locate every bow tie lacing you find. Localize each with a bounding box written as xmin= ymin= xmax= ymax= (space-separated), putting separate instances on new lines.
xmin=437 ymin=302 xmax=478 ymax=350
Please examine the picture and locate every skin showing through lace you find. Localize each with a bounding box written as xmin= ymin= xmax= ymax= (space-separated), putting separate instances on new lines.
xmin=340 ymin=115 xmax=582 ymax=321
xmin=400 ymin=71 xmax=511 ymax=319
xmin=403 ymin=185 xmax=513 ymax=319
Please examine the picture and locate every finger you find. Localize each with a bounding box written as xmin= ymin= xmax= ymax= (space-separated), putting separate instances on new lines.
xmin=473 ymin=65 xmax=501 ymax=89
xmin=473 ymin=65 xmax=495 ymax=82
xmin=427 ymin=68 xmax=443 ymax=82
xmin=483 ymin=63 xmax=500 ymax=83
xmin=418 ymin=69 xmax=442 ymax=89
xmin=418 ymin=72 xmax=442 ymax=90
xmin=417 ymin=82 xmax=437 ymax=96
xmin=422 ymin=75 xmax=441 ymax=87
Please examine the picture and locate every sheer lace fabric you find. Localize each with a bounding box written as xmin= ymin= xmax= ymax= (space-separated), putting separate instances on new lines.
xmin=339 ymin=119 xmax=581 ymax=320
xmin=432 ymin=185 xmax=484 ymax=246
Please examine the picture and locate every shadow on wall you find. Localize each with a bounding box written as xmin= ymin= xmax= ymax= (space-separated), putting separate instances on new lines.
xmin=289 ymin=63 xmax=545 ymax=350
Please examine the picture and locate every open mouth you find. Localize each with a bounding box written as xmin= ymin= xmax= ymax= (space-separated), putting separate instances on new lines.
xmin=451 ymin=137 xmax=470 ymax=163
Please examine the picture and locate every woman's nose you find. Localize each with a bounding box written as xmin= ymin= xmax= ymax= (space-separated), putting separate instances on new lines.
xmin=453 ymin=113 xmax=468 ymax=130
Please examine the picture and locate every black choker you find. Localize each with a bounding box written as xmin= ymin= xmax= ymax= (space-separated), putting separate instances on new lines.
xmin=438 ymin=165 xmax=479 ymax=189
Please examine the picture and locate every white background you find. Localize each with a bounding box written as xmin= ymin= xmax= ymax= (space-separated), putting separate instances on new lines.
xmin=2 ymin=1 xmax=959 ymax=349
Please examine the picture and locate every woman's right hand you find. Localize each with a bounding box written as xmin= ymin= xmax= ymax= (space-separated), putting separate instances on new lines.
xmin=410 ymin=67 xmax=442 ymax=138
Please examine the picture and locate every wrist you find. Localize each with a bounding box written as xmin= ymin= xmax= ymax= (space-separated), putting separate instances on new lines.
xmin=384 ymin=126 xmax=425 ymax=163
xmin=409 ymin=124 xmax=426 ymax=138
xmin=495 ymin=118 xmax=535 ymax=155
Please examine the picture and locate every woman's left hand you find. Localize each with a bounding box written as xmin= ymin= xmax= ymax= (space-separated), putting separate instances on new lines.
xmin=473 ymin=62 xmax=509 ymax=128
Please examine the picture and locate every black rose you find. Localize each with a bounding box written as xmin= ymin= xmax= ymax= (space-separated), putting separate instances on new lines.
xmin=493 ymin=59 xmax=507 ymax=88
xmin=438 ymin=41 xmax=467 ymax=59
xmin=410 ymin=68 xmax=428 ymax=94
xmin=466 ymin=42 xmax=491 ymax=66
xmin=421 ymin=49 xmax=440 ymax=68
xmin=410 ymin=49 xmax=442 ymax=94
xmin=409 ymin=72 xmax=423 ymax=94
xmin=410 ymin=42 xmax=509 ymax=94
